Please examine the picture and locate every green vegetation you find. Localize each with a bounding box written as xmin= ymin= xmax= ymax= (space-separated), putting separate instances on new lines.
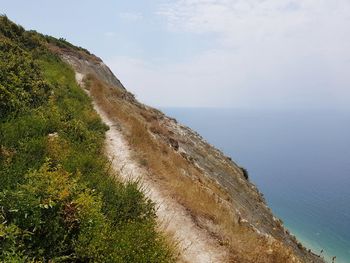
xmin=240 ymin=167 xmax=249 ymax=180
xmin=0 ymin=16 xmax=174 ymax=262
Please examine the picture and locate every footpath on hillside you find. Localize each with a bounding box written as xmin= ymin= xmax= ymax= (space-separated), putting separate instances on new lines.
xmin=75 ymin=72 xmax=229 ymax=263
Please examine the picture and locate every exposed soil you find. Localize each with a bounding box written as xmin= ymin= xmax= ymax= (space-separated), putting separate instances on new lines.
xmin=76 ymin=73 xmax=230 ymax=263
xmin=60 ymin=48 xmax=325 ymax=263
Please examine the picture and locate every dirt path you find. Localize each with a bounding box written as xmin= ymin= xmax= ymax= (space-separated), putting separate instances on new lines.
xmin=75 ymin=73 xmax=229 ymax=263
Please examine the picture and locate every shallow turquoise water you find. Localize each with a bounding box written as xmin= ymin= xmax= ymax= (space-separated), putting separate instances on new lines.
xmin=162 ymin=108 xmax=350 ymax=263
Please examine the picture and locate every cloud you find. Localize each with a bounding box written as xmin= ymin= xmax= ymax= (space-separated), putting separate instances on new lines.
xmin=108 ymin=48 xmax=348 ymax=109
xmin=104 ymin=31 xmax=115 ymax=37
xmin=107 ymin=55 xmax=223 ymax=107
xmin=158 ymin=0 xmax=350 ymax=50
xmin=119 ymin=12 xmax=143 ymax=22
xmin=108 ymin=1 xmax=350 ymax=109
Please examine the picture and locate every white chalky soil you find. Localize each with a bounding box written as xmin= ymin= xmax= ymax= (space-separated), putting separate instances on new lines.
xmin=75 ymin=72 xmax=228 ymax=263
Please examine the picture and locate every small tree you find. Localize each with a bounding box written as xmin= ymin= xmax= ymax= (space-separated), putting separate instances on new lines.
xmin=240 ymin=167 xmax=249 ymax=180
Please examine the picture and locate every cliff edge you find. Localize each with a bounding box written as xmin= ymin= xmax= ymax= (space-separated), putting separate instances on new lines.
xmin=51 ymin=43 xmax=325 ymax=263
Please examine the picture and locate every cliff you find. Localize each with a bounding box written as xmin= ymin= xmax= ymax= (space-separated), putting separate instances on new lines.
xmin=54 ymin=42 xmax=324 ymax=263
xmin=0 ymin=15 xmax=325 ymax=262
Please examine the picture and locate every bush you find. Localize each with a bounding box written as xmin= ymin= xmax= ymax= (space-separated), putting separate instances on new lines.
xmin=240 ymin=166 xmax=249 ymax=180
xmin=0 ymin=16 xmax=174 ymax=262
xmin=0 ymin=38 xmax=51 ymax=119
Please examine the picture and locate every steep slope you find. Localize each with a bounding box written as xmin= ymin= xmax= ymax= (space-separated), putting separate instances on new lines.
xmin=53 ymin=42 xmax=325 ymax=263
xmin=0 ymin=16 xmax=174 ymax=262
xmin=86 ymin=83 xmax=229 ymax=262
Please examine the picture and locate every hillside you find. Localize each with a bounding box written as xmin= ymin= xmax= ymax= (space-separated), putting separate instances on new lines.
xmin=0 ymin=16 xmax=173 ymax=262
xmin=0 ymin=16 xmax=325 ymax=262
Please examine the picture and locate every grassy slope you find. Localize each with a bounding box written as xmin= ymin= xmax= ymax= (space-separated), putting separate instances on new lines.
xmin=0 ymin=16 xmax=174 ymax=262
xmin=85 ymin=74 xmax=305 ymax=263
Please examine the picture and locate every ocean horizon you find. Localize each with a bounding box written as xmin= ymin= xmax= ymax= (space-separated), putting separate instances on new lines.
xmin=162 ymin=107 xmax=350 ymax=263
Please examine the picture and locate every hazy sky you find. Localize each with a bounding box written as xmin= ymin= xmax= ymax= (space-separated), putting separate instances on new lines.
xmin=2 ymin=0 xmax=350 ymax=109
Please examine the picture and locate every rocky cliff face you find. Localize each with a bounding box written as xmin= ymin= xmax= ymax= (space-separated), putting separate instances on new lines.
xmin=54 ymin=44 xmax=324 ymax=263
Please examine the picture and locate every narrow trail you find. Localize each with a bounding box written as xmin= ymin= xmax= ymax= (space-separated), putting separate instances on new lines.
xmin=75 ymin=73 xmax=229 ymax=263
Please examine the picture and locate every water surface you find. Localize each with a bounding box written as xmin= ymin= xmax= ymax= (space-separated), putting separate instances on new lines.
xmin=162 ymin=108 xmax=350 ymax=263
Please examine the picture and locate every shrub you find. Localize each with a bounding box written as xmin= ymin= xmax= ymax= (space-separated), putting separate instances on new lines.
xmin=0 ymin=38 xmax=51 ymax=119
xmin=0 ymin=16 xmax=174 ymax=262
xmin=240 ymin=166 xmax=249 ymax=180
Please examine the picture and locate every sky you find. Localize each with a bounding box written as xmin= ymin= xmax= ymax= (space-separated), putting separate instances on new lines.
xmin=1 ymin=0 xmax=350 ymax=109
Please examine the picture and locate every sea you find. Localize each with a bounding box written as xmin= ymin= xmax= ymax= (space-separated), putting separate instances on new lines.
xmin=162 ymin=108 xmax=350 ymax=263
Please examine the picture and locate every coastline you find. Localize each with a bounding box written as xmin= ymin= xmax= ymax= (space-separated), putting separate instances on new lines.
xmin=287 ymin=226 xmax=340 ymax=263
xmin=161 ymin=107 xmax=350 ymax=263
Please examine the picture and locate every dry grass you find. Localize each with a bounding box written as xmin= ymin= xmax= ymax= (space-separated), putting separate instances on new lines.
xmin=85 ymin=74 xmax=305 ymax=263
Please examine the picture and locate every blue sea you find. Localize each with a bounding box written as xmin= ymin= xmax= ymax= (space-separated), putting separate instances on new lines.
xmin=162 ymin=108 xmax=350 ymax=263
